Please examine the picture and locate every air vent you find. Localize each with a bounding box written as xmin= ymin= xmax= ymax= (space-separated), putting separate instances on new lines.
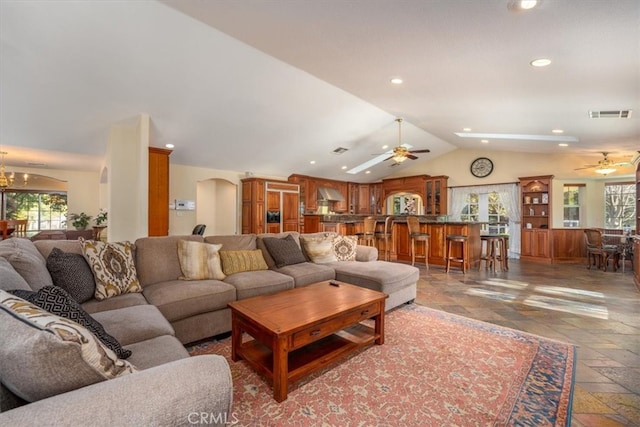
xmin=332 ymin=147 xmax=348 ymax=154
xmin=588 ymin=110 xmax=632 ymax=119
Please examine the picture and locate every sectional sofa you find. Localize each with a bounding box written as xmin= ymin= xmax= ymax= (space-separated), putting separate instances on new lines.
xmin=0 ymin=231 xmax=419 ymax=425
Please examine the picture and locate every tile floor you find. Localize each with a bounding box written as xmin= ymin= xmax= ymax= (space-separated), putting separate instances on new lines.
xmin=411 ymin=259 xmax=640 ymax=426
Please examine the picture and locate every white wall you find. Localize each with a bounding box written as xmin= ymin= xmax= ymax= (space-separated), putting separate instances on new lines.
xmin=195 ymin=178 xmax=237 ymax=236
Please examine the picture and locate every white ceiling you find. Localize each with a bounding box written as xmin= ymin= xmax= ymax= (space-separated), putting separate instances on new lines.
xmin=1 ymin=0 xmax=638 ymax=182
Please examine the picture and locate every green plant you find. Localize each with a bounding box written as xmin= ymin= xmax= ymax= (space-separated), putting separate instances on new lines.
xmin=68 ymin=212 xmax=92 ymax=230
xmin=95 ymin=209 xmax=108 ymax=226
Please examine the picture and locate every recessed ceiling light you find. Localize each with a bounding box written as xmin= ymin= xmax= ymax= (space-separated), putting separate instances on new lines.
xmin=552 ymin=129 xmax=564 ymax=134
xmin=508 ymin=0 xmax=541 ymax=11
xmin=365 ymin=170 xmax=371 ymax=174
xmin=530 ymin=58 xmax=551 ymax=67
xmin=310 ymin=160 xmax=316 ymax=164
xmin=390 ymin=77 xmax=403 ymax=85
xmin=455 ymin=132 xmax=578 ymax=142
xmin=558 ymin=143 xmax=568 ymax=147
xmin=341 ymin=165 xmax=347 ymax=170
xmin=481 ymin=139 xmax=489 ymax=144
xmin=165 ymin=143 xmax=175 ymax=148
xmin=463 ymin=128 xmax=472 ymax=132
xmin=382 ymin=145 xmax=389 ymax=150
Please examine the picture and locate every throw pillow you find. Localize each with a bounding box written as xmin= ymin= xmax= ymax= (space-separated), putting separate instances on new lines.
xmin=300 ymin=235 xmax=338 ymax=263
xmin=177 ymin=240 xmax=225 ymax=280
xmin=10 ymin=286 xmax=131 ymax=359
xmin=261 ymin=234 xmax=307 ymax=269
xmin=0 ymin=237 xmax=53 ymax=290
xmin=0 ymin=289 xmax=136 ymax=402
xmin=46 ymin=247 xmax=96 ymax=303
xmin=80 ymin=239 xmax=142 ymax=301
xmin=0 ymin=257 xmax=31 ymax=292
xmin=219 ymin=250 xmax=269 ymax=276
xmin=333 ymin=235 xmax=358 ymax=261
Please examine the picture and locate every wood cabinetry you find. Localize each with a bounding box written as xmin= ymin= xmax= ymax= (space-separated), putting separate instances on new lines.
xmin=636 ymin=163 xmax=640 ymax=235
xmin=288 ymin=174 xmax=347 ymax=213
xmin=519 ymin=175 xmax=553 ymax=263
xmin=425 ymin=176 xmax=448 ymax=215
xmin=242 ymin=179 xmax=299 ymax=234
xmin=148 ymin=147 xmax=172 ymax=236
xmin=357 ymin=184 xmax=371 ymax=214
xmin=382 ymin=175 xmax=448 ymax=215
xmin=370 ymin=183 xmax=382 ymax=214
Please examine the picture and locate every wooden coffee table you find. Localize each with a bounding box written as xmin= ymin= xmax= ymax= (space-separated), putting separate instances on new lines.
xmin=228 ymin=280 xmax=387 ymax=402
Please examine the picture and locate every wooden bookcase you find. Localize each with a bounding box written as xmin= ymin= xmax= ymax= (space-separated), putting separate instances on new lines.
xmin=519 ymin=175 xmax=553 ymax=263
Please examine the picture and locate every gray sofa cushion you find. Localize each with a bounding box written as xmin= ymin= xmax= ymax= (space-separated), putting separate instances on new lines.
xmin=81 ymin=292 xmax=148 ymax=315
xmin=205 ymin=234 xmax=257 ymax=250
xmin=46 ymin=248 xmax=95 ymax=303
xmin=143 ymin=279 xmax=236 ymax=322
xmin=92 ymin=305 xmax=176 ymax=347
xmin=223 ymin=269 xmax=294 ymax=299
xmin=330 ymin=260 xmax=419 ymax=295
xmin=0 ymin=238 xmax=53 ymax=290
xmin=124 ymin=335 xmax=189 ymax=370
xmin=134 ymin=235 xmax=203 ymax=287
xmin=275 ymin=262 xmax=335 ymax=287
xmin=0 ymin=257 xmax=30 ymax=291
xmin=33 ymin=239 xmax=84 ymax=259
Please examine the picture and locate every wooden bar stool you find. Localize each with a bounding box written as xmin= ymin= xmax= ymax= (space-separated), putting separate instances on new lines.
xmin=479 ymin=235 xmax=501 ymax=273
xmin=407 ymin=216 xmax=429 ymax=268
xmin=355 ymin=216 xmax=376 ymax=247
xmin=446 ymin=234 xmax=467 ymax=273
xmin=498 ymin=234 xmax=509 ymax=271
xmin=375 ymin=216 xmax=394 ymax=261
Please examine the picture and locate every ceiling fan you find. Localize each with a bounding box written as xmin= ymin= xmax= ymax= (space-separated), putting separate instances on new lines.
xmin=574 ymin=152 xmax=634 ymax=175
xmin=384 ymin=118 xmax=430 ymax=164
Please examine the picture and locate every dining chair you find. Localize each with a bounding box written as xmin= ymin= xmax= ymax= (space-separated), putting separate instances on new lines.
xmin=583 ymin=228 xmax=619 ymax=272
xmin=11 ymin=219 xmax=28 ymax=237
xmin=0 ymin=220 xmax=8 ymax=240
xmin=355 ymin=216 xmax=376 ymax=247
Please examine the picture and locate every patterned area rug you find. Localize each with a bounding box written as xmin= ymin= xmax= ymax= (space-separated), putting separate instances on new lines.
xmin=188 ymin=304 xmax=575 ymax=426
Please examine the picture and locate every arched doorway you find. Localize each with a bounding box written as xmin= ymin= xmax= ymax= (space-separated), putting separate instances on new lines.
xmin=196 ymin=178 xmax=237 ymax=235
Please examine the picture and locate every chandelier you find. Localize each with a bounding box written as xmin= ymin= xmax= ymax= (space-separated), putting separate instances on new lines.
xmin=0 ymin=151 xmax=29 ymax=189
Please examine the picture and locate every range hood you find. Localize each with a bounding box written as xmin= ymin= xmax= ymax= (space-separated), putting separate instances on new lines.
xmin=317 ymin=187 xmax=345 ymax=202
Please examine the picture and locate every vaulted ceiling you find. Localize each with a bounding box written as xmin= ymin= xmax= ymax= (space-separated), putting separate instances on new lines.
xmin=1 ymin=0 xmax=638 ymax=182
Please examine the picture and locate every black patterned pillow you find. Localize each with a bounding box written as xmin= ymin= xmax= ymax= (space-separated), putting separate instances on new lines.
xmin=46 ymin=247 xmax=96 ymax=303
xmin=261 ymin=235 xmax=307 ymax=268
xmin=10 ymin=286 xmax=132 ymax=359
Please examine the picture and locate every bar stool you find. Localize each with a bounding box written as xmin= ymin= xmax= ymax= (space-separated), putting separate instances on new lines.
xmin=498 ymin=234 xmax=509 ymax=271
xmin=479 ymin=235 xmax=501 ymax=273
xmin=355 ymin=216 xmax=376 ymax=247
xmin=407 ymin=216 xmax=429 ymax=268
xmin=375 ymin=216 xmax=394 ymax=261
xmin=446 ymin=234 xmax=468 ymax=273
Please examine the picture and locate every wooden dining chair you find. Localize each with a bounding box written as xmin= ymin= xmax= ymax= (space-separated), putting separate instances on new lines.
xmin=0 ymin=220 xmax=8 ymax=240
xmin=8 ymin=219 xmax=28 ymax=237
xmin=583 ymin=228 xmax=619 ymax=271
xmin=355 ymin=216 xmax=376 ymax=247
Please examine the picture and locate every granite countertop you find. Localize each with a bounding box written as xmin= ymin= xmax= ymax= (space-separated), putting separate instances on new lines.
xmin=306 ymin=214 xmax=470 ymax=224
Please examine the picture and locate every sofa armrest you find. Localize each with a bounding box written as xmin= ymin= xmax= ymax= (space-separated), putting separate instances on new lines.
xmin=356 ymin=245 xmax=378 ymax=261
xmin=0 ymin=355 xmax=233 ymax=427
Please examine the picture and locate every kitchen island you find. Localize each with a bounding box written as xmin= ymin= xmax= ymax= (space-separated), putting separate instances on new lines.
xmin=304 ymin=214 xmax=482 ymax=269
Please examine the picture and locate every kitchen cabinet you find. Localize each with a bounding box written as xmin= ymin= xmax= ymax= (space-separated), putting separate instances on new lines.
xmin=357 ymin=184 xmax=370 ymax=214
xmin=370 ymin=183 xmax=382 ymax=214
xmin=288 ymin=174 xmax=347 ymax=213
xmin=242 ymin=178 xmax=299 ymax=234
xmin=519 ymin=175 xmax=553 ymax=263
xmin=148 ymin=147 xmax=172 ymax=236
xmin=425 ymin=176 xmax=448 ymax=215
xmin=382 ymin=175 xmax=448 ymax=215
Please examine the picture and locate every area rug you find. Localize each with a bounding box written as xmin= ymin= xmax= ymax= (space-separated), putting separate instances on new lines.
xmin=188 ymin=304 xmax=575 ymax=426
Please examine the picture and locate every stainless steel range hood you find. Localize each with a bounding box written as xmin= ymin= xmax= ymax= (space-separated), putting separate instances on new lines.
xmin=317 ymin=187 xmax=345 ymax=202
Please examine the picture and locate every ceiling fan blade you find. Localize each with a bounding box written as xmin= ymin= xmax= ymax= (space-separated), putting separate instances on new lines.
xmin=407 ymin=154 xmax=419 ymax=160
xmin=612 ymin=161 xmax=633 ymax=166
xmin=409 ymin=149 xmax=430 ymax=154
xmin=383 ymin=155 xmax=393 ymax=161
xmin=574 ymin=165 xmax=597 ymax=170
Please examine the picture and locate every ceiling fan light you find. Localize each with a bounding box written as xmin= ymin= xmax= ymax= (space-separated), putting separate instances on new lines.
xmin=393 ymin=154 xmax=408 ymax=163
xmin=595 ymin=167 xmax=616 ymax=175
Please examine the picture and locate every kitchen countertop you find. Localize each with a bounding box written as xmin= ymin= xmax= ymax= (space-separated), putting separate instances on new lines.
xmin=305 ymin=214 xmax=469 ymax=224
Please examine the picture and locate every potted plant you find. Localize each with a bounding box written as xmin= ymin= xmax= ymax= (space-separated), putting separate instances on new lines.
xmin=95 ymin=209 xmax=108 ymax=227
xmin=67 ymin=212 xmax=92 ymax=230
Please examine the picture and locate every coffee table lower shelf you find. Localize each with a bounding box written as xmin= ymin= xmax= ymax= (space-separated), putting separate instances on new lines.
xmin=237 ymin=323 xmax=378 ymax=390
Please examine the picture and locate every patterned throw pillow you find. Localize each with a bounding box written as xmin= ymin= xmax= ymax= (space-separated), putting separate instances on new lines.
xmin=300 ymin=235 xmax=338 ymax=263
xmin=46 ymin=247 xmax=96 ymax=303
xmin=177 ymin=240 xmax=225 ymax=280
xmin=10 ymin=286 xmax=131 ymax=359
xmin=261 ymin=235 xmax=307 ymax=268
xmin=0 ymin=289 xmax=136 ymax=402
xmin=80 ymin=239 xmax=142 ymax=301
xmin=333 ymin=235 xmax=358 ymax=261
xmin=219 ymin=250 xmax=269 ymax=275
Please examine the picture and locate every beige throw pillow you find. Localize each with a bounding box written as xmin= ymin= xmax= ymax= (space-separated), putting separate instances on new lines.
xmin=333 ymin=235 xmax=358 ymax=261
xmin=80 ymin=239 xmax=142 ymax=300
xmin=177 ymin=240 xmax=225 ymax=280
xmin=0 ymin=289 xmax=137 ymax=402
xmin=219 ymin=250 xmax=269 ymax=275
xmin=300 ymin=235 xmax=338 ymax=263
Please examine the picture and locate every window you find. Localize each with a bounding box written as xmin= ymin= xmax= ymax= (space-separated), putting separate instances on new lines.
xmin=563 ymin=185 xmax=583 ymax=227
xmin=460 ymin=192 xmax=508 ymax=234
xmin=4 ymin=191 xmax=67 ymax=231
xmin=604 ymin=182 xmax=635 ymax=230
